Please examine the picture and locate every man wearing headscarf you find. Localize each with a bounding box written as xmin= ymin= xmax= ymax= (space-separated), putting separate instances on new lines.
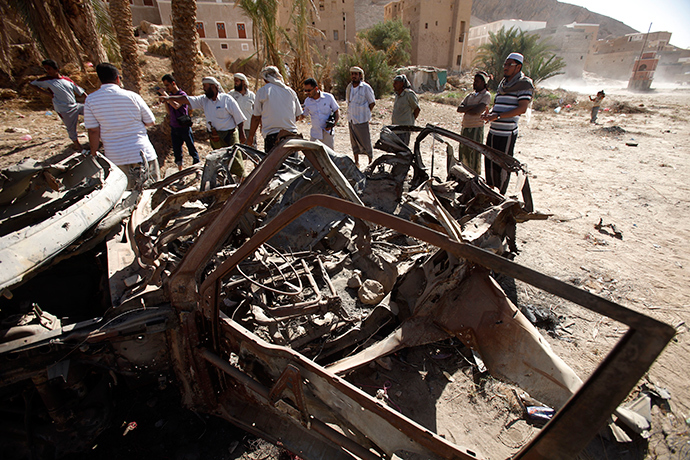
xmin=346 ymin=66 xmax=376 ymax=168
xmin=247 ymin=66 xmax=302 ymax=153
xmin=161 ymin=75 xmax=247 ymax=179
xmin=481 ymin=52 xmax=534 ymax=193
xmin=456 ymin=71 xmax=491 ymax=174
xmin=230 ymin=73 xmax=256 ymax=147
xmin=391 ymin=74 xmax=420 ymax=146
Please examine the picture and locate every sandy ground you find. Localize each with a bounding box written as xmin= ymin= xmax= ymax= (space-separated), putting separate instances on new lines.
xmin=1 ymin=73 xmax=689 ymax=458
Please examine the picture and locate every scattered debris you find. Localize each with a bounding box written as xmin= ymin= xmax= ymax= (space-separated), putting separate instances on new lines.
xmin=594 ymin=218 xmax=623 ymax=239
xmin=526 ymin=406 xmax=555 ymax=423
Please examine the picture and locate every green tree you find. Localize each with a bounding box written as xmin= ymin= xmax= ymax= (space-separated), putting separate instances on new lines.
xmin=333 ymin=38 xmax=393 ymax=100
xmin=473 ymin=26 xmax=565 ymax=88
xmin=359 ymin=19 xmax=411 ymax=67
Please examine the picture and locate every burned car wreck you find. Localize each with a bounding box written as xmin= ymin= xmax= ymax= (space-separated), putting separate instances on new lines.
xmin=0 ymin=126 xmax=675 ymax=459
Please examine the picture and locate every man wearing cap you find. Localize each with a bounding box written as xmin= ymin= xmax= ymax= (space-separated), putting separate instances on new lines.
xmin=247 ymin=66 xmax=302 ymax=153
xmin=481 ymin=52 xmax=533 ymax=193
xmin=301 ymin=77 xmax=340 ymax=149
xmin=85 ymin=63 xmax=160 ymax=190
xmin=456 ymin=71 xmax=491 ymax=173
xmin=391 ymin=74 xmax=420 ymax=146
xmin=230 ymin=73 xmax=256 ymax=146
xmin=346 ymin=66 xmax=376 ymax=167
xmin=161 ymin=76 xmax=247 ymax=179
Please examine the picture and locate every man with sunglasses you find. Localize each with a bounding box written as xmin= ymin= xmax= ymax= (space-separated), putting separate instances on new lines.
xmin=301 ymin=78 xmax=339 ymax=149
xmin=481 ymin=52 xmax=534 ymax=193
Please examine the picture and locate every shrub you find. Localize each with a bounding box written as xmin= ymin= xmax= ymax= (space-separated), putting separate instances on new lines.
xmin=333 ymin=38 xmax=393 ymax=100
xmin=358 ymin=19 xmax=411 ymax=67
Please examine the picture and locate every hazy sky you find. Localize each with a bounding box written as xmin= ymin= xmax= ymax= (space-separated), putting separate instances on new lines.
xmin=562 ymin=0 xmax=690 ymax=49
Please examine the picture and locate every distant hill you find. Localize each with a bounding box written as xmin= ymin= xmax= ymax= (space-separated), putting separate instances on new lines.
xmin=354 ymin=0 xmax=637 ymax=40
xmin=471 ymin=0 xmax=637 ymax=39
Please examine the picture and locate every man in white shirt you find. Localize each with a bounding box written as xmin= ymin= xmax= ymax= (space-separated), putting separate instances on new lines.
xmin=300 ymin=78 xmax=339 ymax=149
xmin=84 ymin=63 xmax=160 ymax=189
xmin=30 ymin=59 xmax=87 ymax=150
xmin=247 ymin=66 xmax=303 ymax=153
xmin=162 ymin=76 xmax=247 ymax=178
xmin=345 ymin=66 xmax=376 ymax=168
xmin=229 ymin=73 xmax=256 ymax=147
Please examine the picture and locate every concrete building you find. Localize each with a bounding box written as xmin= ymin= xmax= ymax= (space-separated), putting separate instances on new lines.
xmin=277 ymin=0 xmax=356 ymax=65
xmin=130 ymin=0 xmax=162 ymax=25
xmin=156 ymin=0 xmax=255 ymax=66
xmin=585 ymin=31 xmax=672 ymax=80
xmin=528 ymin=23 xmax=599 ymax=79
xmin=384 ymin=0 xmax=472 ymax=71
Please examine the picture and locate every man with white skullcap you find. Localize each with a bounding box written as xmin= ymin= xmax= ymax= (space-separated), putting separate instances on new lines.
xmin=391 ymin=74 xmax=419 ymax=146
xmin=247 ymin=66 xmax=302 ymax=153
xmin=230 ymin=73 xmax=256 ymax=147
xmin=346 ymin=66 xmax=376 ymax=168
xmin=161 ymin=75 xmax=247 ymax=179
xmin=480 ymin=52 xmax=534 ymax=193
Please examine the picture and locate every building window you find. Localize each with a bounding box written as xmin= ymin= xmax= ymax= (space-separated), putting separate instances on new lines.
xmin=435 ymin=21 xmax=438 ymax=26
xmin=241 ymin=43 xmax=249 ymax=51
xmin=333 ymin=30 xmax=338 ymax=41
xmin=425 ymin=23 xmax=428 ymax=29
xmin=457 ymin=54 xmax=462 ymax=65
xmin=143 ymin=0 xmax=153 ymax=5
xmin=237 ymin=23 xmax=246 ymax=39
xmin=216 ymin=22 xmax=227 ymax=39
xmin=221 ymin=44 xmax=228 ymax=49
xmin=196 ymin=22 xmax=205 ymax=38
xmin=319 ymin=0 xmax=325 ymax=10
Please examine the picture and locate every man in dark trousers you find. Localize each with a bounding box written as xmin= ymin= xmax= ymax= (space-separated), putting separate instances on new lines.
xmin=160 ymin=74 xmax=199 ymax=170
xmin=481 ymin=52 xmax=534 ymax=193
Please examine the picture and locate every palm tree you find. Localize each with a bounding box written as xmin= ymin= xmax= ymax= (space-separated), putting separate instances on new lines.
xmin=284 ymin=0 xmax=316 ymax=99
xmin=236 ymin=0 xmax=284 ymax=78
xmin=61 ymin=0 xmax=108 ymax=65
xmin=5 ymin=0 xmax=82 ymax=68
xmin=473 ymin=27 xmax=565 ymax=88
xmin=108 ymin=0 xmax=141 ymax=93
xmin=171 ymin=0 xmax=199 ymax=96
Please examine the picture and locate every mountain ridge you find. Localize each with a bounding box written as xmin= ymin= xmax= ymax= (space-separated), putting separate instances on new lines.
xmin=354 ymin=0 xmax=638 ymax=39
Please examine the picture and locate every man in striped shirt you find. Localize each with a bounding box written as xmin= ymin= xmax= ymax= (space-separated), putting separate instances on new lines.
xmin=481 ymin=52 xmax=534 ymax=193
xmin=85 ymin=63 xmax=160 ymax=189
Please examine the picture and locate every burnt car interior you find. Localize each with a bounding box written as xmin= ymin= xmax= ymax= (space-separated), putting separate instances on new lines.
xmin=0 ymin=126 xmax=675 ymax=460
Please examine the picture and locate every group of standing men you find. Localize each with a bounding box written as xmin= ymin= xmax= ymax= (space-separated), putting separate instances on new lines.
xmin=32 ymin=52 xmax=533 ymax=194
xmin=457 ymin=52 xmax=534 ymax=193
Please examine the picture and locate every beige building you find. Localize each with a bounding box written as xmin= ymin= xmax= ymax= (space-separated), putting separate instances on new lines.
xmin=130 ymin=0 xmax=162 ymax=25
xmin=156 ymin=0 xmax=255 ymax=66
xmin=384 ymin=0 xmax=472 ymax=71
xmin=278 ymin=0 xmax=356 ymax=65
xmin=585 ymin=31 xmax=673 ymax=80
xmin=464 ymin=19 xmax=547 ymax=70
xmin=528 ymin=23 xmax=599 ymax=79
